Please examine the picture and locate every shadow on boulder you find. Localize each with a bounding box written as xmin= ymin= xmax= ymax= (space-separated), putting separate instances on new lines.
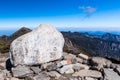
xmin=6 ymin=58 xmax=13 ymax=71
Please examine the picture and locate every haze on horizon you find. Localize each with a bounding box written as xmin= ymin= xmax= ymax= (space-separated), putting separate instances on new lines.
xmin=0 ymin=0 xmax=120 ymax=31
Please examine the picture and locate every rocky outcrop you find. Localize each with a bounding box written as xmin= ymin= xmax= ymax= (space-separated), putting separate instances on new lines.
xmin=10 ymin=24 xmax=64 ymax=66
xmin=63 ymin=38 xmax=80 ymax=54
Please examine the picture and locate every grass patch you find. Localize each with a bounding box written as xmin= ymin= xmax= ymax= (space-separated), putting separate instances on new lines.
xmin=0 ymin=41 xmax=10 ymax=53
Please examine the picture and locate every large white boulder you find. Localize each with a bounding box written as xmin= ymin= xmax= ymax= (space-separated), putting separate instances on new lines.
xmin=10 ymin=24 xmax=65 ymax=66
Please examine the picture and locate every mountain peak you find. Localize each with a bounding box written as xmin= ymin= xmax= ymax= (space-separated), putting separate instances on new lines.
xmin=8 ymin=27 xmax=32 ymax=43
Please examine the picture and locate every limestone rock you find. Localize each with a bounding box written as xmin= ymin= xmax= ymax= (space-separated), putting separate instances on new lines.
xmin=59 ymin=64 xmax=74 ymax=74
xmin=63 ymin=53 xmax=76 ymax=60
xmin=103 ymin=68 xmax=120 ymax=80
xmin=46 ymin=63 xmax=57 ymax=71
xmin=10 ymin=24 xmax=64 ymax=66
xmin=90 ymin=57 xmax=112 ymax=70
xmin=76 ymin=57 xmax=83 ymax=63
xmin=57 ymin=60 xmax=71 ymax=67
xmin=41 ymin=62 xmax=57 ymax=71
xmin=41 ymin=62 xmax=53 ymax=69
xmin=73 ymin=63 xmax=89 ymax=71
xmin=6 ymin=77 xmax=20 ymax=80
xmin=30 ymin=67 xmax=41 ymax=74
xmin=115 ymin=65 xmax=120 ymax=75
xmin=12 ymin=66 xmax=33 ymax=78
xmin=78 ymin=53 xmax=89 ymax=60
xmin=33 ymin=72 xmax=50 ymax=80
xmin=65 ymin=68 xmax=74 ymax=74
xmin=0 ymin=70 xmax=6 ymax=80
xmin=85 ymin=77 xmax=97 ymax=80
xmin=63 ymin=53 xmax=77 ymax=64
xmin=46 ymin=71 xmax=61 ymax=79
xmin=72 ymin=70 xmax=102 ymax=78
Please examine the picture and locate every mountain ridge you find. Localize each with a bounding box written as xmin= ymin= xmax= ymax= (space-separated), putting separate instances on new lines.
xmin=0 ymin=27 xmax=120 ymax=61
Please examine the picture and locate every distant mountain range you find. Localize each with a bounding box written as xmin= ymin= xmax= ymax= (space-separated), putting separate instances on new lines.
xmin=0 ymin=27 xmax=120 ymax=61
xmin=1 ymin=27 xmax=120 ymax=36
xmin=62 ymin=32 xmax=120 ymax=60
xmin=81 ymin=32 xmax=120 ymax=42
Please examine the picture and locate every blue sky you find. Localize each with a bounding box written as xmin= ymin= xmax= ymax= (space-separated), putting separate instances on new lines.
xmin=0 ymin=0 xmax=120 ymax=31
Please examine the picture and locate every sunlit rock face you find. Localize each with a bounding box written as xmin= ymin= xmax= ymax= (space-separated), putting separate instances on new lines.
xmin=10 ymin=24 xmax=65 ymax=66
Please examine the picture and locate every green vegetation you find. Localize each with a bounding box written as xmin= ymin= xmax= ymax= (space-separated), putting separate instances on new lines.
xmin=0 ymin=41 xmax=10 ymax=53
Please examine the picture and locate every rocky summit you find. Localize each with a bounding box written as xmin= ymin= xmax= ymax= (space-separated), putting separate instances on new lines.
xmin=0 ymin=24 xmax=120 ymax=80
xmin=10 ymin=24 xmax=64 ymax=66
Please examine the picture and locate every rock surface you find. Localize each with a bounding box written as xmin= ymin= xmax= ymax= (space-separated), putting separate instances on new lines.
xmin=10 ymin=24 xmax=64 ymax=66
xmin=30 ymin=67 xmax=41 ymax=74
xmin=12 ymin=66 xmax=33 ymax=78
xmin=103 ymin=68 xmax=120 ymax=80
xmin=90 ymin=57 xmax=112 ymax=70
xmin=72 ymin=70 xmax=102 ymax=78
xmin=0 ymin=51 xmax=120 ymax=80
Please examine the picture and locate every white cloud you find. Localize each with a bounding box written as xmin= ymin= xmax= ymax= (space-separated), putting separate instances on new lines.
xmin=79 ymin=6 xmax=97 ymax=18
xmin=79 ymin=6 xmax=96 ymax=13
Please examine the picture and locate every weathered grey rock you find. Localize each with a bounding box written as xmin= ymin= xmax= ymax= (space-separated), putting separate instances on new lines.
xmin=65 ymin=68 xmax=74 ymax=74
xmin=59 ymin=60 xmax=68 ymax=66
xmin=41 ymin=62 xmax=57 ymax=71
xmin=63 ymin=53 xmax=76 ymax=60
xmin=69 ymin=78 xmax=79 ymax=80
xmin=30 ymin=67 xmax=41 ymax=74
xmin=33 ymin=72 xmax=50 ymax=80
xmin=63 ymin=53 xmax=77 ymax=64
xmin=116 ymin=67 xmax=120 ymax=75
xmin=0 ymin=62 xmax=6 ymax=70
xmin=85 ymin=77 xmax=97 ymax=80
xmin=3 ymin=70 xmax=11 ymax=78
xmin=76 ymin=57 xmax=83 ymax=63
xmin=46 ymin=63 xmax=57 ymax=71
xmin=12 ymin=66 xmax=33 ymax=78
xmin=91 ymin=57 xmax=112 ymax=70
xmin=57 ymin=61 xmax=63 ymax=68
xmin=103 ymin=68 xmax=120 ymax=80
xmin=73 ymin=63 xmax=89 ymax=71
xmin=58 ymin=76 xmax=69 ymax=80
xmin=72 ymin=70 xmax=102 ymax=78
xmin=46 ymin=71 xmax=61 ymax=79
xmin=10 ymin=24 xmax=64 ymax=66
xmin=57 ymin=59 xmax=72 ymax=68
xmin=110 ymin=63 xmax=117 ymax=69
xmin=24 ymin=74 xmax=34 ymax=80
xmin=0 ymin=70 xmax=6 ymax=80
xmin=41 ymin=62 xmax=53 ymax=69
xmin=78 ymin=53 xmax=89 ymax=60
xmin=115 ymin=65 xmax=120 ymax=75
xmin=6 ymin=77 xmax=21 ymax=80
xmin=59 ymin=64 xmax=74 ymax=74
